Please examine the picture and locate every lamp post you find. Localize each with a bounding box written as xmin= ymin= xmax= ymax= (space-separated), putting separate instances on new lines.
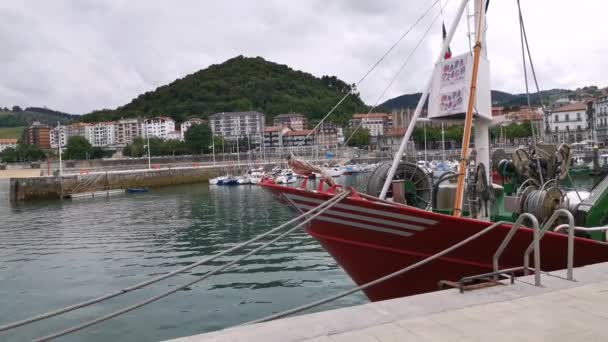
xmin=144 ymin=120 xmax=151 ymax=169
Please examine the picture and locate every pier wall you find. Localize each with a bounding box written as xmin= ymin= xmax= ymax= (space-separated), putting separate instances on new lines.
xmin=9 ymin=167 xmax=225 ymax=201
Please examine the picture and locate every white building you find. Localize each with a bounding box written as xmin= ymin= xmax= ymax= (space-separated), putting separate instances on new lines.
xmin=548 ymin=102 xmax=589 ymax=143
xmin=91 ymin=122 xmax=115 ymax=147
xmin=595 ymin=96 xmax=608 ymax=144
xmin=349 ymin=113 xmax=392 ymax=137
xmin=166 ymin=131 xmax=182 ymax=140
xmin=114 ymin=118 xmax=142 ymax=147
xmin=143 ymin=117 xmax=176 ymax=139
xmin=50 ymin=126 xmax=68 ymax=149
xmin=0 ymin=138 xmax=17 ymax=152
xmin=50 ymin=123 xmax=93 ymax=148
xmin=209 ymin=111 xmax=264 ymax=142
xmin=180 ymin=118 xmax=206 ymax=140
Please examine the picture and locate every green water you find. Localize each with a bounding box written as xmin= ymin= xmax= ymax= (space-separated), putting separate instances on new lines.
xmin=0 ymin=178 xmax=368 ymax=341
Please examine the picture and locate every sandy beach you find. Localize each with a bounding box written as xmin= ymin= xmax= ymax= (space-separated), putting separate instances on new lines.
xmin=0 ymin=169 xmax=43 ymax=179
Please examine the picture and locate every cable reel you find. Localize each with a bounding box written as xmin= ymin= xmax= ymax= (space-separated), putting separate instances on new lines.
xmin=467 ymin=163 xmax=491 ymax=219
xmin=524 ymin=187 xmax=563 ymax=224
xmin=366 ymin=161 xmax=432 ymax=210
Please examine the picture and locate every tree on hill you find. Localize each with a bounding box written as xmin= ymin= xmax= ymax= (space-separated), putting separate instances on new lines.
xmin=81 ymin=56 xmax=368 ymax=125
xmin=11 ymin=106 xmax=22 ymax=112
xmin=346 ymin=127 xmax=371 ymax=147
xmin=123 ymin=137 xmax=189 ymax=157
xmin=64 ymin=136 xmax=93 ymax=160
xmin=184 ymin=123 xmax=213 ymax=154
xmin=64 ymin=136 xmax=112 ymax=160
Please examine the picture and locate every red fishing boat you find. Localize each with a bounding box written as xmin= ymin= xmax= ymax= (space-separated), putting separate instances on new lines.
xmin=262 ymin=0 xmax=608 ymax=301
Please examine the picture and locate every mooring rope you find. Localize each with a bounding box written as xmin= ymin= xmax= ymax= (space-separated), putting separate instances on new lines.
xmin=244 ymin=216 xmax=535 ymax=325
xmin=33 ymin=190 xmax=352 ymax=342
xmin=0 ymin=189 xmax=350 ymax=333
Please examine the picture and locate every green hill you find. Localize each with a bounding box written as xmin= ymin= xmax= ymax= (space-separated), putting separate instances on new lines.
xmin=0 ymin=127 xmax=25 ymax=139
xmin=0 ymin=107 xmax=77 ymax=128
xmin=82 ymin=56 xmax=368 ymax=125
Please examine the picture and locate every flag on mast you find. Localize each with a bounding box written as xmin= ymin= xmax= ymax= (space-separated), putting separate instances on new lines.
xmin=442 ymin=22 xmax=452 ymax=59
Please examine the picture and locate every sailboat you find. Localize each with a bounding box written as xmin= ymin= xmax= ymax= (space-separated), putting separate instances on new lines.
xmin=261 ymin=0 xmax=608 ymax=301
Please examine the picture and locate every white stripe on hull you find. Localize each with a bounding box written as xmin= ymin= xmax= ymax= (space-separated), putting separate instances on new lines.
xmin=284 ymin=194 xmax=437 ymax=226
xmin=313 ymin=215 xmax=414 ymax=237
xmin=295 ymin=203 xmax=426 ymax=232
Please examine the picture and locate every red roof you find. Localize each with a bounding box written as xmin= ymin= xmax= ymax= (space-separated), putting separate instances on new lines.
xmin=553 ymin=102 xmax=587 ymax=113
xmin=0 ymin=138 xmax=17 ymax=144
xmin=352 ymin=113 xmax=389 ymax=119
xmin=263 ymin=126 xmax=282 ymax=133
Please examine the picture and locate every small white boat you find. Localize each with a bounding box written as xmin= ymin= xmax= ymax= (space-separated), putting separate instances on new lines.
xmin=237 ymin=176 xmax=252 ymax=185
xmin=328 ymin=167 xmax=343 ymax=177
xmin=249 ymin=172 xmax=265 ymax=184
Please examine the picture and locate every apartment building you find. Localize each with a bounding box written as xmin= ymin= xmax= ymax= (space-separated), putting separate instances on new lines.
xmin=23 ymin=122 xmax=51 ymax=149
xmin=595 ymin=96 xmax=608 ymax=143
xmin=272 ymin=113 xmax=307 ymax=130
xmin=548 ymin=102 xmax=590 ymax=143
xmin=283 ymin=130 xmax=316 ymax=147
xmin=315 ymin=122 xmax=339 ymax=148
xmin=209 ymin=111 xmax=264 ymax=142
xmin=114 ymin=119 xmax=142 ymax=147
xmin=143 ymin=117 xmax=176 ymax=139
xmin=91 ymin=122 xmax=116 ymax=147
xmin=262 ymin=126 xmax=292 ymax=148
xmin=0 ymin=138 xmax=17 ymax=152
xmin=51 ymin=123 xmax=93 ymax=148
xmin=349 ymin=113 xmax=392 ymax=137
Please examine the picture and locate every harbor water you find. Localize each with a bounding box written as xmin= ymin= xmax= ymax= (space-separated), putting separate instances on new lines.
xmin=0 ymin=176 xmax=369 ymax=341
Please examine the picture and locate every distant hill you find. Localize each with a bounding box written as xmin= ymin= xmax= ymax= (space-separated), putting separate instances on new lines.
xmin=81 ymin=56 xmax=368 ymax=125
xmin=0 ymin=107 xmax=77 ymax=128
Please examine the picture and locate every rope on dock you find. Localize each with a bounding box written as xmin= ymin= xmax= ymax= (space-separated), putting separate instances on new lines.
xmin=0 ymin=189 xmax=351 ymax=335
xmin=33 ymin=189 xmax=351 ymax=342
xmin=244 ymin=217 xmax=539 ymax=325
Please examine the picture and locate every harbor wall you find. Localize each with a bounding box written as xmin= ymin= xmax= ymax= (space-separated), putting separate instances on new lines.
xmin=9 ymin=167 xmax=225 ymax=202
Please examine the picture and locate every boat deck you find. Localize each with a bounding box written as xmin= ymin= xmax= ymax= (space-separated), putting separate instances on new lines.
xmin=169 ymin=261 xmax=608 ymax=341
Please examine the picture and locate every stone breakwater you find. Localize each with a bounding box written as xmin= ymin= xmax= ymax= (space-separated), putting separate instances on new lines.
xmin=9 ymin=166 xmax=224 ymax=201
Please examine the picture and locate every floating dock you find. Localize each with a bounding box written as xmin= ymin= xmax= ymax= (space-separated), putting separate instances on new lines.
xmin=170 ymin=261 xmax=608 ymax=341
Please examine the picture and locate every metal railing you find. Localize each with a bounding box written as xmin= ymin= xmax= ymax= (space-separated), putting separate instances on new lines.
xmin=492 ymin=213 xmax=540 ymax=285
xmin=554 ymin=223 xmax=608 ymax=280
xmin=523 ymin=209 xmax=575 ymax=280
xmin=245 ymin=216 xmax=544 ymax=325
xmin=0 ymin=189 xmax=352 ymax=341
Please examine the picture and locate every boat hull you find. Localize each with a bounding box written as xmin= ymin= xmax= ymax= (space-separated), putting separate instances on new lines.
xmin=261 ymin=183 xmax=608 ymax=301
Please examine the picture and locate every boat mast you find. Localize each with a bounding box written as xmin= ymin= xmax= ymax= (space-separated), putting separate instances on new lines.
xmin=379 ymin=0 xmax=470 ymax=200
xmin=452 ymin=0 xmax=486 ymax=218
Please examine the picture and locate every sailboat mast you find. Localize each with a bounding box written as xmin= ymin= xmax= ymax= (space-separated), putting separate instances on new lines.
xmin=379 ymin=0 xmax=470 ymax=200
xmin=452 ymin=0 xmax=486 ymax=218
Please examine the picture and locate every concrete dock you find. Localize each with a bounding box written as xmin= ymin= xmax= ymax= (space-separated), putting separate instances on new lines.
xmin=171 ymin=262 xmax=608 ymax=341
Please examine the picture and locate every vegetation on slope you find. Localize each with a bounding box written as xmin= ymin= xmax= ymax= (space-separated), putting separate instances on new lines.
xmin=83 ymin=56 xmax=368 ymax=125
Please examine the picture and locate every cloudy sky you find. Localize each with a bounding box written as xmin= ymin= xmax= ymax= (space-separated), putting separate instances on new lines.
xmin=1 ymin=0 xmax=606 ymax=114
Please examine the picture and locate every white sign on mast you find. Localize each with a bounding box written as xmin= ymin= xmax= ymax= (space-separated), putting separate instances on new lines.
xmin=428 ymin=52 xmax=492 ymax=120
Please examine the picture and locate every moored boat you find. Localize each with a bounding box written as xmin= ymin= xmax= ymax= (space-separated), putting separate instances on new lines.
xmin=261 ymin=0 xmax=608 ymax=303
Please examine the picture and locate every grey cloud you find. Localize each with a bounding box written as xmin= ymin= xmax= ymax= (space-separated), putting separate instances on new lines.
xmin=1 ymin=0 xmax=607 ymax=113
